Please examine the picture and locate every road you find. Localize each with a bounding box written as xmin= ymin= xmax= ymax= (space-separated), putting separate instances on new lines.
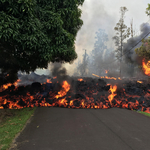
xmin=10 ymin=107 xmax=150 ymax=150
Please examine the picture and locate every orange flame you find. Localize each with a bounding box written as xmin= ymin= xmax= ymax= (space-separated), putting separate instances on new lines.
xmin=105 ymin=70 xmax=109 ymax=74
xmin=137 ymin=81 xmax=143 ymax=84
xmin=108 ymin=85 xmax=117 ymax=104
xmin=46 ymin=79 xmax=52 ymax=83
xmin=0 ymin=79 xmax=21 ymax=91
xmin=142 ymin=59 xmax=150 ymax=76
xmin=55 ymin=81 xmax=70 ymax=99
xmin=92 ymin=74 xmax=121 ymax=80
xmin=78 ymin=78 xmax=83 ymax=82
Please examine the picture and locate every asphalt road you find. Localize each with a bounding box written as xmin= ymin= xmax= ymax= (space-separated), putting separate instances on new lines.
xmin=10 ymin=107 xmax=150 ymax=150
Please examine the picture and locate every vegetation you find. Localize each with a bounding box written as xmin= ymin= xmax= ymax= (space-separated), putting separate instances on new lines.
xmin=0 ymin=0 xmax=84 ymax=85
xmin=135 ymin=38 xmax=150 ymax=60
xmin=77 ymin=49 xmax=89 ymax=76
xmin=137 ymin=111 xmax=150 ymax=117
xmin=135 ymin=3 xmax=150 ymax=60
xmin=113 ymin=7 xmax=130 ymax=76
xmin=0 ymin=107 xmax=36 ymax=150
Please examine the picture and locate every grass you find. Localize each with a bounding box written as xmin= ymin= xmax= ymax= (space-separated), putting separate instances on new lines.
xmin=0 ymin=107 xmax=36 ymax=150
xmin=137 ymin=111 xmax=150 ymax=117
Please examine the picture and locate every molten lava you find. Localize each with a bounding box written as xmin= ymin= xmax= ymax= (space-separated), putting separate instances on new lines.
xmin=142 ymin=59 xmax=150 ymax=76
xmin=92 ymin=74 xmax=121 ymax=80
xmin=55 ymin=81 xmax=70 ymax=99
xmin=0 ymin=77 xmax=150 ymax=114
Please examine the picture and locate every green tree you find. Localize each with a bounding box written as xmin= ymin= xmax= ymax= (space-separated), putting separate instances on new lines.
xmin=0 ymin=0 xmax=84 ymax=85
xmin=135 ymin=38 xmax=150 ymax=60
xmin=135 ymin=4 xmax=150 ymax=61
xmin=113 ymin=7 xmax=130 ymax=76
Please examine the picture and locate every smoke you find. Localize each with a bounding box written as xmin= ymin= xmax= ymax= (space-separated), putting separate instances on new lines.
xmin=123 ymin=23 xmax=150 ymax=63
xmin=50 ymin=63 xmax=69 ymax=83
xmin=122 ymin=22 xmax=150 ymax=77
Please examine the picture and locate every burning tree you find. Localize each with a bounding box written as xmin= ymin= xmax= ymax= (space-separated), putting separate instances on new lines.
xmin=0 ymin=0 xmax=84 ymax=86
xmin=113 ymin=7 xmax=130 ymax=76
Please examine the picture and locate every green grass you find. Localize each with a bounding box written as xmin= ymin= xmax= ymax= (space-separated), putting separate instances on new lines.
xmin=137 ymin=111 xmax=150 ymax=117
xmin=0 ymin=107 xmax=36 ymax=150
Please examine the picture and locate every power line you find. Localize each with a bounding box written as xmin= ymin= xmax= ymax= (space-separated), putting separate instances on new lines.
xmin=106 ymin=25 xmax=150 ymax=65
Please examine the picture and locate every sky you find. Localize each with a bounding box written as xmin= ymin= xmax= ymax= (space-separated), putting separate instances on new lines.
xmin=36 ymin=0 xmax=150 ymax=75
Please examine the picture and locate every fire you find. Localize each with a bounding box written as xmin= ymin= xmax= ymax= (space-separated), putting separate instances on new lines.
xmin=46 ymin=79 xmax=52 ymax=83
xmin=0 ymin=76 xmax=150 ymax=114
xmin=0 ymin=79 xmax=21 ymax=91
xmin=92 ymin=74 xmax=121 ymax=80
xmin=105 ymin=70 xmax=109 ymax=74
xmin=78 ymin=78 xmax=83 ymax=82
xmin=137 ymin=81 xmax=143 ymax=84
xmin=108 ymin=85 xmax=117 ymax=104
xmin=142 ymin=59 xmax=150 ymax=76
xmin=55 ymin=81 xmax=70 ymax=99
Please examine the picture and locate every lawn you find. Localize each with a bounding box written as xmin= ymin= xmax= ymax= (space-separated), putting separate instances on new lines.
xmin=0 ymin=107 xmax=36 ymax=150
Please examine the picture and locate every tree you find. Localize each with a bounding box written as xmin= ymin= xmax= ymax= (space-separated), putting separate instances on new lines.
xmin=135 ymin=38 xmax=150 ymax=60
xmin=112 ymin=7 xmax=130 ymax=76
xmin=90 ymin=29 xmax=108 ymax=75
xmin=77 ymin=49 xmax=89 ymax=76
xmin=0 ymin=0 xmax=84 ymax=85
xmin=135 ymin=4 xmax=150 ymax=61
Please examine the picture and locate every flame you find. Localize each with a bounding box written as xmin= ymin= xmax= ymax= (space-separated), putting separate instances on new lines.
xmin=108 ymin=85 xmax=117 ymax=104
xmin=55 ymin=81 xmax=70 ymax=99
xmin=142 ymin=59 xmax=150 ymax=76
xmin=78 ymin=78 xmax=83 ymax=82
xmin=105 ymin=70 xmax=109 ymax=74
xmin=47 ymin=79 xmax=52 ymax=83
xmin=0 ymin=79 xmax=21 ymax=91
xmin=0 ymin=76 xmax=150 ymax=114
xmin=137 ymin=81 xmax=143 ymax=84
xmin=92 ymin=74 xmax=121 ymax=80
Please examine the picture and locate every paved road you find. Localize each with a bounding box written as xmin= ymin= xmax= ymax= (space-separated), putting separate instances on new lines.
xmin=10 ymin=107 xmax=150 ymax=150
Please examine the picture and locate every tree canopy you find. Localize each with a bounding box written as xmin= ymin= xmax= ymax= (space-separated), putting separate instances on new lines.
xmin=112 ymin=7 xmax=130 ymax=76
xmin=0 ymin=0 xmax=84 ymax=85
xmin=135 ymin=3 xmax=150 ymax=61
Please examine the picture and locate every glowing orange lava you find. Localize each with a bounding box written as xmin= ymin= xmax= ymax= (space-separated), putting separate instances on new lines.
xmin=55 ymin=81 xmax=70 ymax=99
xmin=92 ymin=74 xmax=121 ymax=80
xmin=137 ymin=81 xmax=143 ymax=84
xmin=0 ymin=79 xmax=21 ymax=91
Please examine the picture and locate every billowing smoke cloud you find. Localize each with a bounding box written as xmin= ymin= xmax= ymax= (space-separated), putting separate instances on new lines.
xmin=123 ymin=22 xmax=150 ymax=63
xmin=50 ymin=63 xmax=69 ymax=83
xmin=122 ymin=22 xmax=150 ymax=77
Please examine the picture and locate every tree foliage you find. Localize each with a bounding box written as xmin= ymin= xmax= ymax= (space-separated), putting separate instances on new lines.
xmin=113 ymin=7 xmax=130 ymax=60
xmin=112 ymin=7 xmax=130 ymax=76
xmin=135 ymin=4 xmax=150 ymax=61
xmin=135 ymin=38 xmax=150 ymax=60
xmin=0 ymin=0 xmax=84 ymax=85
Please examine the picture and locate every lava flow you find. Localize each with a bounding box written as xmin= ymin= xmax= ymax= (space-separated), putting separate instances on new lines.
xmin=0 ymin=77 xmax=150 ymax=113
